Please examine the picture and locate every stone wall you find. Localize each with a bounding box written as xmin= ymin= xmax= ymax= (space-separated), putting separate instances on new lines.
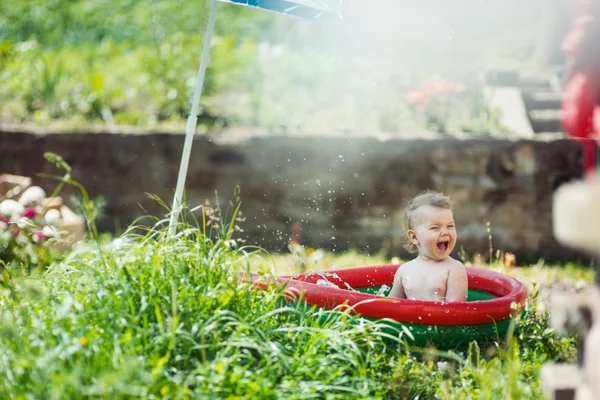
xmin=0 ymin=129 xmax=586 ymax=262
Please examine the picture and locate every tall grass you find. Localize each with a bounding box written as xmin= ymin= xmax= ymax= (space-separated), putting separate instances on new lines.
xmin=0 ymin=214 xmax=409 ymax=398
xmin=0 ymin=222 xmax=579 ymax=399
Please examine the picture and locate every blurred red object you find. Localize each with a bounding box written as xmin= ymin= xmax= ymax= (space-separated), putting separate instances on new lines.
xmin=561 ymin=0 xmax=600 ymax=174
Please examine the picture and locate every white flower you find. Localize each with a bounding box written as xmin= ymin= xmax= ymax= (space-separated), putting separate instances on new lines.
xmin=0 ymin=231 xmax=10 ymax=245
xmin=42 ymin=225 xmax=60 ymax=239
xmin=15 ymin=217 xmax=32 ymax=229
xmin=0 ymin=199 xmax=25 ymax=218
xmin=44 ymin=209 xmax=61 ymax=226
xmin=111 ymin=237 xmax=134 ymax=249
xmin=18 ymin=186 xmax=46 ymax=206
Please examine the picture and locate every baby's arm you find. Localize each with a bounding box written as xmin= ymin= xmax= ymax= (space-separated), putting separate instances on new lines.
xmin=387 ymin=268 xmax=406 ymax=299
xmin=445 ymin=262 xmax=468 ymax=302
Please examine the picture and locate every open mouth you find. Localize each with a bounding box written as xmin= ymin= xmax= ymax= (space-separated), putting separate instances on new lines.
xmin=437 ymin=241 xmax=449 ymax=251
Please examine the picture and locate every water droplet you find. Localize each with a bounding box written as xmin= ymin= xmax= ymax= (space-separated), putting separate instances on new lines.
xmin=445 ymin=309 xmax=450 ymax=314
xmin=418 ymin=316 xmax=422 ymax=320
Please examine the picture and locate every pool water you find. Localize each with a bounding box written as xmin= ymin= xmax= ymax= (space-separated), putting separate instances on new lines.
xmin=355 ymin=286 xmax=495 ymax=301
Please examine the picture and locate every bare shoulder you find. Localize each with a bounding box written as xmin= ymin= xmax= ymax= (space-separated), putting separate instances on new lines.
xmin=447 ymin=257 xmax=467 ymax=278
xmin=397 ymin=259 xmax=417 ymax=274
xmin=393 ymin=259 xmax=413 ymax=280
xmin=447 ymin=257 xmax=466 ymax=272
xmin=445 ymin=257 xmax=468 ymax=302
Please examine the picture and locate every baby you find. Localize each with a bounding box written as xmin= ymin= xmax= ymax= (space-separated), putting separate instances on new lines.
xmin=388 ymin=191 xmax=468 ymax=302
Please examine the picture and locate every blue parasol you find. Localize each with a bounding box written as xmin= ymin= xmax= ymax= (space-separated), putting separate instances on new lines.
xmin=169 ymin=0 xmax=341 ymax=234
xmin=221 ymin=0 xmax=340 ymax=19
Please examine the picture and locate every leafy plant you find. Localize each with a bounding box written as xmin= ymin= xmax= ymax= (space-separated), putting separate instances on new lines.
xmin=0 ymin=202 xmax=407 ymax=399
xmin=29 ymin=58 xmax=64 ymax=117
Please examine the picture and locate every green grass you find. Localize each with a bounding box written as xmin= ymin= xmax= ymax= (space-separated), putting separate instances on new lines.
xmin=0 ymin=217 xmax=585 ymax=399
xmin=0 ymin=222 xmax=412 ymax=399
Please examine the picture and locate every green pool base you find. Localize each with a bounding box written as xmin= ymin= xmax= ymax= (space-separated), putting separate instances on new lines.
xmin=292 ymin=288 xmax=514 ymax=350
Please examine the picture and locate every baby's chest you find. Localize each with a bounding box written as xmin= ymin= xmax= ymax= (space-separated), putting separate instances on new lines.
xmin=404 ymin=270 xmax=448 ymax=293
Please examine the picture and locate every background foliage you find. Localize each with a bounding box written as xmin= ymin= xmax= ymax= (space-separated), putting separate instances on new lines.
xmin=0 ymin=0 xmax=544 ymax=134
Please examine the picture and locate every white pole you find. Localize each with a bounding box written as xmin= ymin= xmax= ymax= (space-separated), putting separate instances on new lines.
xmin=169 ymin=0 xmax=219 ymax=235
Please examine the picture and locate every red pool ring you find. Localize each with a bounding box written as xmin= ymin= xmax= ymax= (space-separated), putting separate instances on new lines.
xmin=249 ymin=264 xmax=527 ymax=326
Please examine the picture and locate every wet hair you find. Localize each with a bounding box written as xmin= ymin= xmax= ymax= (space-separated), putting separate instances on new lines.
xmin=402 ymin=190 xmax=453 ymax=253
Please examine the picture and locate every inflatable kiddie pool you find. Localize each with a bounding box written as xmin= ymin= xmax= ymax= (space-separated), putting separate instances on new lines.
xmin=251 ymin=264 xmax=528 ymax=349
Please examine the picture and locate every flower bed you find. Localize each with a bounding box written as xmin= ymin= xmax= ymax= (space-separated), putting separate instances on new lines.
xmin=0 ymin=173 xmax=84 ymax=269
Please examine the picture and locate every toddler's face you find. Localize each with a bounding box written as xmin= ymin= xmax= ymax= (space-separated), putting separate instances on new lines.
xmin=409 ymin=205 xmax=456 ymax=261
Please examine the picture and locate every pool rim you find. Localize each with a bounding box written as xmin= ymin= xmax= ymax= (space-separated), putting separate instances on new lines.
xmin=249 ymin=264 xmax=528 ymax=326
